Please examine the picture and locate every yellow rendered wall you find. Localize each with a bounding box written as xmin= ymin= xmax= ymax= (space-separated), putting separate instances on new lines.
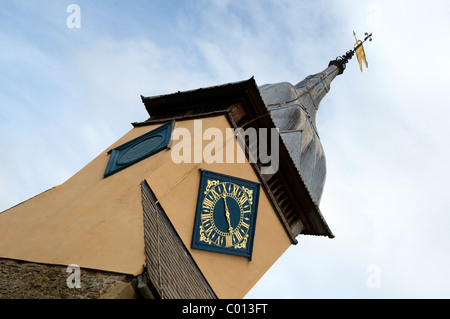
xmin=0 ymin=123 xmax=171 ymax=276
xmin=147 ymin=115 xmax=292 ymax=299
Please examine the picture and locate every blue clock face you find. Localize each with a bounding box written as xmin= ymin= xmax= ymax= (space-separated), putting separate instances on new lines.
xmin=192 ymin=170 xmax=260 ymax=258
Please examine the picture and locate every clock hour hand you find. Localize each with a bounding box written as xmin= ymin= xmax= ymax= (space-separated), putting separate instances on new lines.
xmin=223 ymin=194 xmax=233 ymax=233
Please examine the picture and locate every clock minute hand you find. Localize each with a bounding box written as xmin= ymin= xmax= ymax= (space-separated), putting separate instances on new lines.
xmin=223 ymin=195 xmax=233 ymax=233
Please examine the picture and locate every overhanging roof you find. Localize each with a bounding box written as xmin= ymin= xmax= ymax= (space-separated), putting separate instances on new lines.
xmin=139 ymin=78 xmax=334 ymax=239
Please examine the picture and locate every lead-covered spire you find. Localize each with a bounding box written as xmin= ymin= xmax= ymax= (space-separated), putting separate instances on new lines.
xmin=259 ymin=64 xmax=340 ymax=205
xmin=259 ymin=32 xmax=372 ymax=205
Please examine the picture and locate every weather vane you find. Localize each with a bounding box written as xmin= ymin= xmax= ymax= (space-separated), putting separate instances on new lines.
xmin=353 ymin=31 xmax=372 ymax=71
xmin=329 ymin=31 xmax=373 ymax=74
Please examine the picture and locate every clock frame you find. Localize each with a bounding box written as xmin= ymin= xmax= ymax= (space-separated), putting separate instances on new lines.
xmin=191 ymin=169 xmax=260 ymax=259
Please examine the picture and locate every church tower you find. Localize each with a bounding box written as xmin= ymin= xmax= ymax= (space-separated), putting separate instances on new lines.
xmin=0 ymin=35 xmax=370 ymax=299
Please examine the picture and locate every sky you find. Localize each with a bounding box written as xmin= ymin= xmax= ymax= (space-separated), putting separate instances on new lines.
xmin=1 ymin=0 xmax=449 ymax=299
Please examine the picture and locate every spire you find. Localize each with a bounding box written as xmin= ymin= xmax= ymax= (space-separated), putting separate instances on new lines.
xmin=259 ymin=66 xmax=336 ymax=205
xmin=259 ymin=32 xmax=372 ymax=205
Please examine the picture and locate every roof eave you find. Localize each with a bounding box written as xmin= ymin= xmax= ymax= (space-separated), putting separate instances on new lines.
xmin=139 ymin=78 xmax=334 ymax=239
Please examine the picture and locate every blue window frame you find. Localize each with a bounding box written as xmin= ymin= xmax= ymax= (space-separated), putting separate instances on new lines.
xmin=104 ymin=120 xmax=174 ymax=178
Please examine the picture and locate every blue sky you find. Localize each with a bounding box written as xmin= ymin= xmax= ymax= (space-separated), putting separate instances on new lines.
xmin=1 ymin=0 xmax=449 ymax=298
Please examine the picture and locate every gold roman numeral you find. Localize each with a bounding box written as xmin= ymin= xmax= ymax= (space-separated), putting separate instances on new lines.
xmin=202 ymin=197 xmax=214 ymax=210
xmin=201 ymin=213 xmax=211 ymax=223
xmin=234 ymin=230 xmax=243 ymax=243
xmin=232 ymin=185 xmax=242 ymax=198
xmin=225 ymin=234 xmax=233 ymax=247
xmin=210 ymin=188 xmax=221 ymax=200
xmin=241 ymin=221 xmax=250 ymax=229
xmin=237 ymin=195 xmax=248 ymax=207
xmin=204 ymin=225 xmax=213 ymax=236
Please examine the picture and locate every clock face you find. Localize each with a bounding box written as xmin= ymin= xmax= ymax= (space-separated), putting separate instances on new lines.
xmin=192 ymin=170 xmax=260 ymax=258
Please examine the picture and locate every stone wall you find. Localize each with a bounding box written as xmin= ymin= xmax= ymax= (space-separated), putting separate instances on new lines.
xmin=0 ymin=258 xmax=138 ymax=299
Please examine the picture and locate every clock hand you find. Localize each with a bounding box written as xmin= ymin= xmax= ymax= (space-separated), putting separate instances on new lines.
xmin=223 ymin=194 xmax=233 ymax=233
